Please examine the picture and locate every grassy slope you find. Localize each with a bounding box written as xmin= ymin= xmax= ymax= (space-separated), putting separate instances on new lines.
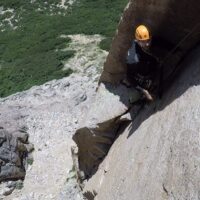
xmin=0 ymin=0 xmax=128 ymax=97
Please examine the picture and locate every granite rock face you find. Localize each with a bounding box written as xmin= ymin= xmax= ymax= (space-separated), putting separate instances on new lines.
xmin=84 ymin=46 xmax=200 ymax=200
xmin=0 ymin=74 xmax=97 ymax=200
xmin=0 ymin=128 xmax=33 ymax=183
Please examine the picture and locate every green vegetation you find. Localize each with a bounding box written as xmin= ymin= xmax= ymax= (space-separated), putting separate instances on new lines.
xmin=0 ymin=0 xmax=128 ymax=97
xmin=27 ymin=157 xmax=34 ymax=165
xmin=15 ymin=181 xmax=24 ymax=190
xmin=66 ymin=166 xmax=76 ymax=182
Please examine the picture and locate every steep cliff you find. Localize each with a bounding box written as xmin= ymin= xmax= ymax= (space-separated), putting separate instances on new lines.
xmin=85 ymin=45 xmax=200 ymax=200
xmin=73 ymin=2 xmax=200 ymax=198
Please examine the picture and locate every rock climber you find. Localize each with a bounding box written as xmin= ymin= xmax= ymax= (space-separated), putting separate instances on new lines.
xmin=124 ymin=25 xmax=160 ymax=102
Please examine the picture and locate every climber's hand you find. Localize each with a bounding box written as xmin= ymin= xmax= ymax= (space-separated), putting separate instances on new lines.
xmin=136 ymin=86 xmax=153 ymax=101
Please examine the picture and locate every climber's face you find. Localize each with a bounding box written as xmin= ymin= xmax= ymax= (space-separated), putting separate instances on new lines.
xmin=137 ymin=39 xmax=151 ymax=50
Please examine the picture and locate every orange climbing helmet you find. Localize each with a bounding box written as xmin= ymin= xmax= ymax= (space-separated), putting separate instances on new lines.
xmin=135 ymin=25 xmax=151 ymax=41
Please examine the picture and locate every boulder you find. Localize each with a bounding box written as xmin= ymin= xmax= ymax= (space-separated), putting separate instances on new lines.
xmin=72 ymin=83 xmax=142 ymax=181
xmin=0 ymin=128 xmax=34 ymax=183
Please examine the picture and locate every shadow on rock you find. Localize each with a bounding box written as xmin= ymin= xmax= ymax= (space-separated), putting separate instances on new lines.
xmin=128 ymin=45 xmax=200 ymax=138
